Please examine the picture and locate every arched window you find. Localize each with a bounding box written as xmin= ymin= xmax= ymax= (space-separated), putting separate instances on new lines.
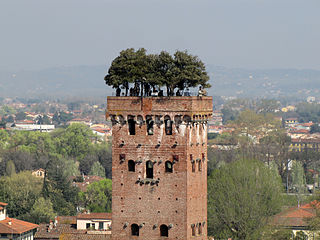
xmin=146 ymin=160 xmax=153 ymax=179
xmin=128 ymin=116 xmax=135 ymax=135
xmin=131 ymin=224 xmax=139 ymax=236
xmin=146 ymin=116 xmax=154 ymax=135
xmin=191 ymin=224 xmax=196 ymax=236
xmin=198 ymin=161 xmax=202 ymax=172
xmin=190 ymin=154 xmax=195 ymax=172
xmin=164 ymin=116 xmax=172 ymax=135
xmin=160 ymin=224 xmax=169 ymax=237
xmin=198 ymin=223 xmax=202 ymax=235
xmin=165 ymin=161 xmax=173 ymax=173
xmin=128 ymin=160 xmax=135 ymax=172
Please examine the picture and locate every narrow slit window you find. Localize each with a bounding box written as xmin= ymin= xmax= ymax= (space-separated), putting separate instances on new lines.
xmin=128 ymin=116 xmax=136 ymax=135
xmin=198 ymin=223 xmax=202 ymax=235
xmin=120 ymin=154 xmax=125 ymax=162
xmin=165 ymin=161 xmax=173 ymax=173
xmin=198 ymin=161 xmax=202 ymax=172
xmin=128 ymin=160 xmax=135 ymax=172
xmin=146 ymin=116 xmax=154 ymax=135
xmin=160 ymin=224 xmax=169 ymax=237
xmin=191 ymin=225 xmax=196 ymax=236
xmin=164 ymin=116 xmax=172 ymax=135
xmin=191 ymin=154 xmax=195 ymax=172
xmin=146 ymin=160 xmax=154 ymax=179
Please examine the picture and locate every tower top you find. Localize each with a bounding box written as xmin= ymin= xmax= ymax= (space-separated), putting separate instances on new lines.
xmin=106 ymin=96 xmax=213 ymax=118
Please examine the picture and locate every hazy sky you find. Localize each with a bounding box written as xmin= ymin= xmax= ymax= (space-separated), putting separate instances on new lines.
xmin=1 ymin=0 xmax=320 ymax=71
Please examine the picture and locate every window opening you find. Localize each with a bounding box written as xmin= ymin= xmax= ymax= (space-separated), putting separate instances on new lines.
xmin=202 ymin=153 xmax=205 ymax=161
xmin=128 ymin=116 xmax=136 ymax=135
xmin=164 ymin=116 xmax=172 ymax=135
xmin=191 ymin=224 xmax=196 ymax=236
xmin=99 ymin=222 xmax=104 ymax=230
xmin=160 ymin=224 xmax=169 ymax=237
xmin=198 ymin=161 xmax=202 ymax=172
xmin=131 ymin=224 xmax=139 ymax=236
xmin=146 ymin=160 xmax=154 ymax=178
xmin=120 ymin=154 xmax=125 ymax=163
xmin=128 ymin=160 xmax=135 ymax=172
xmin=146 ymin=116 xmax=154 ymax=135
xmin=198 ymin=223 xmax=202 ymax=235
xmin=191 ymin=154 xmax=195 ymax=172
xmin=86 ymin=223 xmax=90 ymax=229
xmin=165 ymin=161 xmax=173 ymax=173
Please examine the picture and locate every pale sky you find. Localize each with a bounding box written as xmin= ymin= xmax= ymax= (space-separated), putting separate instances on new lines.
xmin=1 ymin=0 xmax=320 ymax=71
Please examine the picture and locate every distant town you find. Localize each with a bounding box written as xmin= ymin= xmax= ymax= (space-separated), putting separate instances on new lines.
xmin=1 ymin=93 xmax=320 ymax=239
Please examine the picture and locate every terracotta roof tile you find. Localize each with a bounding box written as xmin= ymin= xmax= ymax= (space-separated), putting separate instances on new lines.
xmin=60 ymin=233 xmax=111 ymax=240
xmin=0 ymin=218 xmax=38 ymax=234
xmin=0 ymin=202 xmax=8 ymax=206
xmin=272 ymin=201 xmax=320 ymax=227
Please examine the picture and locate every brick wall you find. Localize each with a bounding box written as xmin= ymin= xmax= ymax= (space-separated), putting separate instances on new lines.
xmin=107 ymin=96 xmax=212 ymax=240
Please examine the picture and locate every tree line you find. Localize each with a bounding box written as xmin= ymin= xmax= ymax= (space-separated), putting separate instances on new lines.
xmin=0 ymin=123 xmax=112 ymax=223
xmin=104 ymin=48 xmax=210 ymax=96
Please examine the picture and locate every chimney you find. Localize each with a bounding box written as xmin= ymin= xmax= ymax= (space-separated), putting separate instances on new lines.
xmin=8 ymin=219 xmax=12 ymax=226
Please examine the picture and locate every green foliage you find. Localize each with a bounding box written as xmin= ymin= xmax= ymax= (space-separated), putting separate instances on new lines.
xmin=208 ymin=158 xmax=284 ymax=239
xmin=43 ymin=157 xmax=79 ymax=215
xmin=291 ymin=161 xmax=306 ymax=193
xmin=0 ymin=171 xmax=43 ymax=218
xmin=310 ymin=124 xmax=320 ymax=133
xmin=89 ymin=161 xmax=106 ymax=178
xmin=78 ymin=179 xmax=112 ymax=213
xmin=104 ymin=48 xmax=210 ymax=96
xmin=5 ymin=160 xmax=16 ymax=176
xmin=267 ymin=229 xmax=293 ymax=240
xmin=57 ymin=123 xmax=94 ymax=159
xmin=52 ymin=111 xmax=73 ymax=125
xmin=15 ymin=111 xmax=27 ymax=121
xmin=207 ymin=133 xmax=218 ymax=140
xmin=0 ymin=129 xmax=9 ymax=149
xmin=36 ymin=114 xmax=51 ymax=124
xmin=24 ymin=197 xmax=56 ymax=224
xmin=296 ymin=102 xmax=320 ymax=123
xmin=0 ymin=105 xmax=16 ymax=116
xmin=63 ymin=159 xmax=80 ymax=178
xmin=294 ymin=231 xmax=308 ymax=240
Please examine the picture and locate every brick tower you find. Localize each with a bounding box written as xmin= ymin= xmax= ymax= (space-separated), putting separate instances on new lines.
xmin=106 ymin=96 xmax=212 ymax=240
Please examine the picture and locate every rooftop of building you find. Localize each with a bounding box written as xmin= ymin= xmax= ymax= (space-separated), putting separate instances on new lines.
xmin=0 ymin=217 xmax=38 ymax=234
xmin=106 ymin=96 xmax=213 ymax=116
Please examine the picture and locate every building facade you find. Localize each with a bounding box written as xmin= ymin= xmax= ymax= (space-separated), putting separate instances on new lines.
xmin=0 ymin=202 xmax=38 ymax=240
xmin=106 ymin=96 xmax=212 ymax=240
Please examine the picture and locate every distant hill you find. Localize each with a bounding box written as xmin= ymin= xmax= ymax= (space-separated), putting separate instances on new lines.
xmin=206 ymin=65 xmax=320 ymax=99
xmin=0 ymin=65 xmax=320 ymax=99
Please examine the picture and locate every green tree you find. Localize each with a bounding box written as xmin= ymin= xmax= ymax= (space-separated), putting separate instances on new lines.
xmin=0 ymin=171 xmax=43 ymax=218
xmin=207 ymin=158 xmax=283 ymax=239
xmin=0 ymin=129 xmax=9 ymax=149
xmin=15 ymin=111 xmax=27 ymax=121
xmin=25 ymin=197 xmax=56 ymax=224
xmin=105 ymin=48 xmax=210 ymax=96
xmin=105 ymin=48 xmax=150 ymax=96
xmin=5 ymin=160 xmax=16 ymax=176
xmin=310 ymin=124 xmax=320 ymax=134
xmin=43 ymin=157 xmax=79 ymax=215
xmin=291 ymin=161 xmax=306 ymax=206
xmin=89 ymin=161 xmax=106 ymax=177
xmin=78 ymin=179 xmax=112 ymax=213
xmin=57 ymin=123 xmax=94 ymax=159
